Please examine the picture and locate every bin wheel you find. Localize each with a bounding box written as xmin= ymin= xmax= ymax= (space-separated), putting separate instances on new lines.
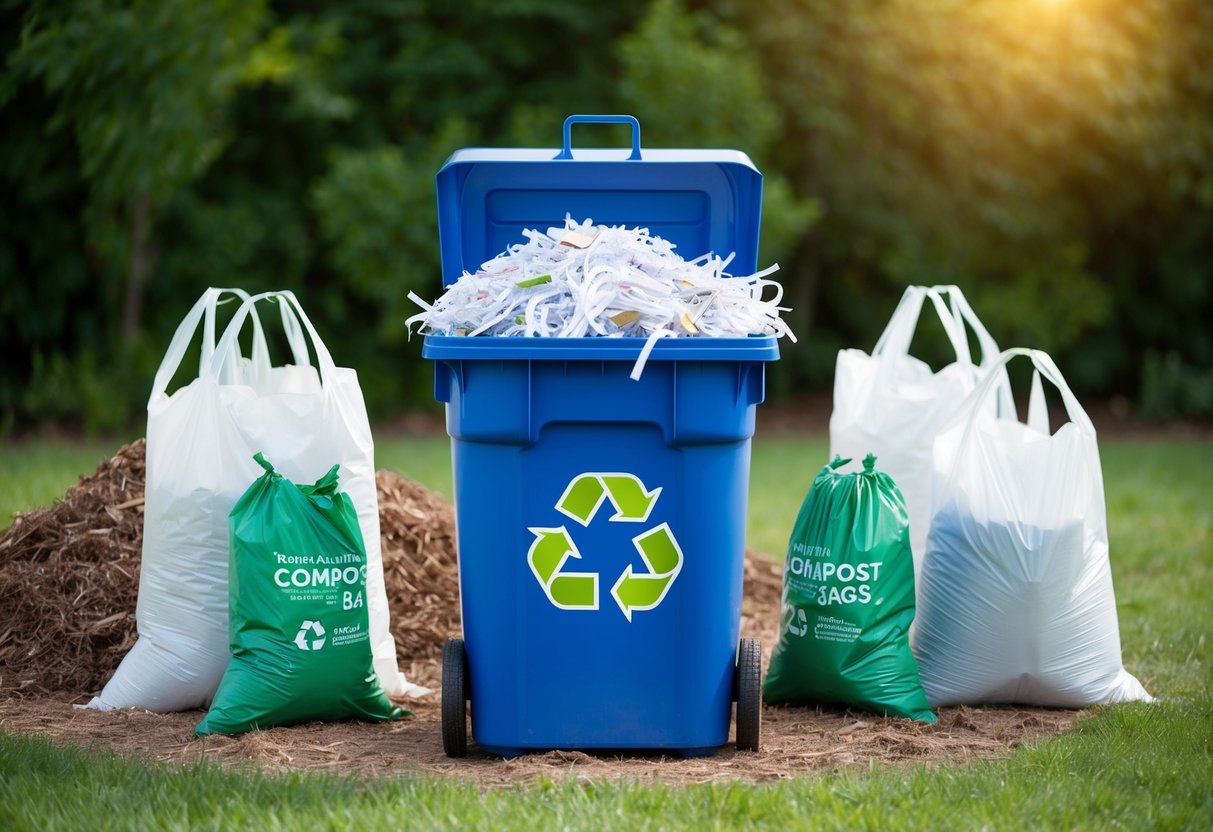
xmin=735 ymin=637 xmax=762 ymax=752
xmin=442 ymin=637 xmax=469 ymax=758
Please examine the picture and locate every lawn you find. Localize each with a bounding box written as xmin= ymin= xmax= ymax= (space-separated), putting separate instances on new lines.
xmin=1 ymin=432 xmax=1210 ymax=829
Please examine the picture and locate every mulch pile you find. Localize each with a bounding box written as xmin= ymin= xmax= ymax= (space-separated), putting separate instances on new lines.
xmin=377 ymin=469 xmax=460 ymax=690
xmin=0 ymin=441 xmax=1079 ymax=784
xmin=0 ymin=442 xmax=146 ymax=694
xmin=0 ymin=440 xmax=465 ymax=697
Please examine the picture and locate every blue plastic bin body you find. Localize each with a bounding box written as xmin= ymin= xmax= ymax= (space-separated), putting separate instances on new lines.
xmin=424 ymin=116 xmax=778 ymax=755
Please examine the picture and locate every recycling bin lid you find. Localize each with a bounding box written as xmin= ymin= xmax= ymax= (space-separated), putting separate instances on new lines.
xmin=435 ymin=114 xmax=764 ymax=287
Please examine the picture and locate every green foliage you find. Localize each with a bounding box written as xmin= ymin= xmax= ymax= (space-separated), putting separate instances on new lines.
xmin=1 ymin=0 xmax=281 ymax=434
xmin=1139 ymin=350 xmax=1213 ymax=421
xmin=719 ymin=0 xmax=1213 ymax=400
xmin=19 ymin=347 xmax=151 ymax=434
xmin=10 ymin=0 xmax=268 ymax=202
xmin=157 ymin=187 xmax=314 ymax=297
xmin=619 ymin=0 xmax=778 ymax=151
xmin=617 ymin=0 xmax=821 ymax=269
xmin=311 ymin=121 xmax=472 ymax=344
xmin=2 ymin=0 xmax=1211 ymax=429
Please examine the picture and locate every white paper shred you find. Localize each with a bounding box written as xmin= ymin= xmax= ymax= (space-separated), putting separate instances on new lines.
xmin=406 ymin=216 xmax=796 ymax=378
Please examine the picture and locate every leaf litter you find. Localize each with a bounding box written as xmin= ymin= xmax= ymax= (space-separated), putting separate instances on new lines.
xmin=0 ymin=441 xmax=1077 ymax=785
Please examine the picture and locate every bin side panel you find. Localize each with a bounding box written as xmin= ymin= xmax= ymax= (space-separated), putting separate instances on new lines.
xmin=449 ymin=356 xmax=757 ymax=752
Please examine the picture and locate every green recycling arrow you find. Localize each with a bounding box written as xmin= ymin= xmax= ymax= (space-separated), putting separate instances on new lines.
xmin=610 ymin=522 xmax=684 ymax=622
xmin=557 ymin=472 xmax=661 ymax=526
xmin=527 ymin=527 xmax=598 ymax=610
xmin=531 ymin=473 xmax=683 ymax=621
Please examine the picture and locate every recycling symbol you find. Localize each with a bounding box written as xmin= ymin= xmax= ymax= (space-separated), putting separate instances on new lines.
xmin=527 ymin=472 xmax=683 ymax=622
xmin=294 ymin=619 xmax=326 ymax=651
xmin=787 ymin=608 xmax=809 ymax=638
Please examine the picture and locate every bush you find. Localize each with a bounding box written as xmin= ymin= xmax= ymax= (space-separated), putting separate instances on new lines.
xmin=1140 ymin=350 xmax=1213 ymax=421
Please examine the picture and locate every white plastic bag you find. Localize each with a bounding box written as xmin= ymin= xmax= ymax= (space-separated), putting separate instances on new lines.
xmin=88 ymin=287 xmax=299 ymax=710
xmin=829 ymin=285 xmax=1011 ymax=577
xmin=912 ymin=348 xmax=1151 ymax=707
xmin=205 ymin=290 xmax=417 ymax=699
xmin=89 ymin=289 xmax=419 ymax=711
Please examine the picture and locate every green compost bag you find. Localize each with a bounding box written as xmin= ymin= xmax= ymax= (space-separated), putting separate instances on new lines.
xmin=195 ymin=454 xmax=405 ymax=736
xmin=763 ymin=454 xmax=935 ymax=722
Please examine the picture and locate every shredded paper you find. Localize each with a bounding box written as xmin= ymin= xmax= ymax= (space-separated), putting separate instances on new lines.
xmin=406 ymin=217 xmax=795 ymax=378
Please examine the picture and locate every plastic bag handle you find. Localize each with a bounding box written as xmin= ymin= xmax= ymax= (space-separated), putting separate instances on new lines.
xmin=870 ymin=285 xmax=1016 ymax=418
xmin=930 ymin=286 xmax=975 ymax=367
xmin=937 ymin=285 xmax=1016 ymax=418
xmin=940 ymin=287 xmax=995 ymax=363
xmin=232 ymin=295 xmax=313 ymax=389
xmin=872 ymin=286 xmax=977 ymax=402
xmin=208 ymin=290 xmax=338 ymax=387
xmin=873 ymin=286 xmax=972 ymax=366
xmin=277 ymin=298 xmax=312 ymax=368
xmin=200 ymin=293 xmax=253 ymax=386
xmin=150 ymin=288 xmax=271 ymax=401
xmin=959 ymin=347 xmax=1095 ymax=438
xmin=555 ymin=114 xmax=642 ymax=161
xmin=871 ymin=286 xmax=925 ymax=357
xmin=208 ymin=293 xmax=313 ymax=382
xmin=1028 ymin=369 xmax=1050 ymax=435
xmin=205 ymin=298 xmax=244 ymax=385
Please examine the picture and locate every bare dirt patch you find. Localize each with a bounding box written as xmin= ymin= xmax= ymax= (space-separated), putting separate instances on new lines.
xmin=0 ymin=696 xmax=1077 ymax=786
xmin=0 ymin=442 xmax=1078 ymax=784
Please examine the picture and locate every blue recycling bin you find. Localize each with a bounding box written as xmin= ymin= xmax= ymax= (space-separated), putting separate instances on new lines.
xmin=425 ymin=116 xmax=776 ymax=757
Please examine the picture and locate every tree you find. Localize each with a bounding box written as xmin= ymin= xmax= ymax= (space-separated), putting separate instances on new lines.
xmin=7 ymin=0 xmax=281 ymax=340
xmin=4 ymin=0 xmax=1210 ymax=431
xmin=616 ymin=0 xmax=821 ymax=394
xmin=717 ymin=0 xmax=1213 ymax=402
xmin=2 ymin=0 xmax=285 ymax=430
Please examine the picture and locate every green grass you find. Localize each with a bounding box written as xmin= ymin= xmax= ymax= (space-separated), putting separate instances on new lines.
xmin=2 ymin=699 xmax=1210 ymax=830
xmin=374 ymin=435 xmax=453 ymax=501
xmin=1 ymin=432 xmax=1211 ymax=828
xmin=1098 ymin=441 xmax=1213 ymax=698
xmin=0 ymin=438 xmax=134 ymax=529
xmin=747 ymin=436 xmax=830 ymax=556
xmin=0 ymin=435 xmax=456 ymax=531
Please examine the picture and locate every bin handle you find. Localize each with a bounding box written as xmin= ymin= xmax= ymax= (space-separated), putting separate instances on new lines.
xmin=556 ymin=114 xmax=642 ymax=161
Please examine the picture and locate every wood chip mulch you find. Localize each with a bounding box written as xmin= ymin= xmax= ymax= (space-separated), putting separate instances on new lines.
xmin=0 ymin=442 xmax=146 ymax=694
xmin=0 ymin=441 xmax=1079 ymax=784
xmin=0 ymin=440 xmax=462 ymax=696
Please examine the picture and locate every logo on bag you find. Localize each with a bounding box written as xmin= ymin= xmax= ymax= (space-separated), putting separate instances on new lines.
xmin=527 ymin=472 xmax=683 ymax=622
xmin=294 ymin=619 xmax=327 ymax=651
xmin=787 ymin=608 xmax=809 ymax=637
